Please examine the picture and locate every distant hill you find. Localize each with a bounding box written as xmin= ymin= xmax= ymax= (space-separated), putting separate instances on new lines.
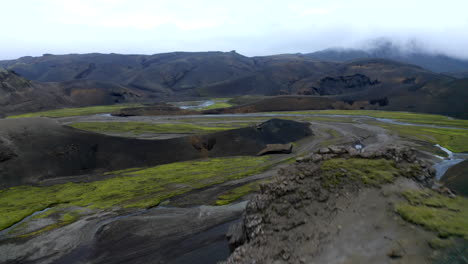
xmin=306 ymin=41 xmax=468 ymax=73
xmin=0 ymin=68 xmax=143 ymax=117
xmin=0 ymin=51 xmax=466 ymax=119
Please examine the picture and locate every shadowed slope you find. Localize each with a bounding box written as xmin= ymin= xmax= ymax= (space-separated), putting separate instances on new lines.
xmin=0 ymin=118 xmax=311 ymax=188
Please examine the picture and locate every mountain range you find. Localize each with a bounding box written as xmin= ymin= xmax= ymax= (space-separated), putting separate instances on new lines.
xmin=0 ymin=46 xmax=467 ymax=118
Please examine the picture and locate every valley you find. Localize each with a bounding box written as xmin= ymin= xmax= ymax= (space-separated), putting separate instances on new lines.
xmin=0 ymin=47 xmax=467 ymax=264
xmin=2 ymin=0 xmax=468 ymax=262
xmin=1 ymin=99 xmax=467 ymax=263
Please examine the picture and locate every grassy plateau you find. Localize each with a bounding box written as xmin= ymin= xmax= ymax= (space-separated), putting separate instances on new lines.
xmin=275 ymin=110 xmax=468 ymax=129
xmin=321 ymin=158 xmax=401 ymax=187
xmin=376 ymin=123 xmax=468 ymax=153
xmin=7 ymin=104 xmax=143 ymax=118
xmin=396 ymin=190 xmax=468 ymax=239
xmin=69 ymin=122 xmax=235 ymax=134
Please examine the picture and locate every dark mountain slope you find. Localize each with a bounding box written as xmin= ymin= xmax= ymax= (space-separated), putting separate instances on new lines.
xmin=0 ymin=52 xmax=257 ymax=96
xmin=0 ymin=52 xmax=466 ymax=118
xmin=0 ymin=68 xmax=144 ymax=117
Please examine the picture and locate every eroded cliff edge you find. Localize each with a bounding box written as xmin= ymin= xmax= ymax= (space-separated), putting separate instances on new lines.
xmin=223 ymin=146 xmax=467 ymax=264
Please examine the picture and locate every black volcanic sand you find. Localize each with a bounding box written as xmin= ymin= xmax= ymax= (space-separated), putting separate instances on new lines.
xmin=0 ymin=117 xmax=311 ymax=188
xmin=442 ymin=159 xmax=468 ymax=197
xmin=51 ymin=205 xmax=246 ymax=264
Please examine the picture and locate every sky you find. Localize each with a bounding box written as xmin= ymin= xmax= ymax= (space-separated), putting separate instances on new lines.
xmin=1 ymin=0 xmax=468 ymax=60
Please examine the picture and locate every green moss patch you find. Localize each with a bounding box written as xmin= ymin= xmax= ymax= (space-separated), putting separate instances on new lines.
xmin=7 ymin=104 xmax=144 ymax=118
xmin=277 ymin=110 xmax=468 ymax=129
xmin=318 ymin=128 xmax=343 ymax=147
xmin=396 ymin=190 xmax=468 ymax=239
xmin=69 ymin=122 xmax=235 ymax=134
xmin=17 ymin=211 xmax=81 ymax=238
xmin=199 ymin=102 xmax=233 ymax=110
xmin=321 ymin=158 xmax=399 ymax=187
xmin=377 ymin=123 xmax=468 ymax=153
xmin=0 ymin=156 xmax=271 ymax=231
xmin=429 ymin=238 xmax=454 ymax=249
xmin=215 ymin=180 xmax=270 ymax=206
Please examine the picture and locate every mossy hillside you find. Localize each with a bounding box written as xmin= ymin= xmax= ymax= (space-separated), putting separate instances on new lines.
xmin=69 ymin=122 xmax=235 ymax=134
xmin=396 ymin=190 xmax=468 ymax=239
xmin=0 ymin=156 xmax=271 ymax=231
xmin=6 ymin=104 xmax=144 ymax=118
xmin=321 ymin=158 xmax=399 ymax=187
xmin=277 ymin=110 xmax=468 ymax=129
xmin=377 ymin=123 xmax=468 ymax=153
xmin=215 ymin=179 xmax=270 ymax=206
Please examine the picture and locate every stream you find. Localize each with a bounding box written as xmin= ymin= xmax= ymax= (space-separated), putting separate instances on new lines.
xmin=433 ymin=144 xmax=468 ymax=180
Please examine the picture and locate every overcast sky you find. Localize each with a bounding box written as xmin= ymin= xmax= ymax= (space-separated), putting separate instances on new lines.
xmin=1 ymin=0 xmax=468 ymax=60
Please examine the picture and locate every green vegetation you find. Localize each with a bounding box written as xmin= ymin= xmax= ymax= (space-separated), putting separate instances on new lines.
xmin=377 ymin=123 xmax=468 ymax=153
xmin=429 ymin=238 xmax=454 ymax=249
xmin=7 ymin=104 xmax=143 ymax=118
xmin=321 ymin=158 xmax=399 ymax=187
xmin=0 ymin=156 xmax=271 ymax=231
xmin=69 ymin=122 xmax=235 ymax=134
xmin=396 ymin=190 xmax=468 ymax=239
xmin=215 ymin=180 xmax=269 ymax=206
xmin=318 ymin=128 xmax=343 ymax=147
xmin=17 ymin=211 xmax=81 ymax=238
xmin=199 ymin=102 xmax=233 ymax=110
xmin=276 ymin=110 xmax=468 ymax=129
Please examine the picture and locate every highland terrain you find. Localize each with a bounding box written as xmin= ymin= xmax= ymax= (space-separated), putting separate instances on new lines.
xmin=0 ymin=47 xmax=467 ymax=264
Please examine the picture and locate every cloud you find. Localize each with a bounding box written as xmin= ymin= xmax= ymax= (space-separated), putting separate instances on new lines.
xmin=1 ymin=0 xmax=468 ymax=59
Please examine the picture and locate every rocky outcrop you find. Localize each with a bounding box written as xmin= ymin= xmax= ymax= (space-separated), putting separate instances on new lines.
xmin=296 ymin=145 xmax=434 ymax=185
xmin=315 ymin=74 xmax=380 ymax=95
xmin=222 ymin=146 xmax=438 ymax=263
xmin=441 ymin=159 xmax=468 ymax=197
xmin=257 ymin=143 xmax=293 ymax=156
xmin=0 ymin=138 xmax=16 ymax=163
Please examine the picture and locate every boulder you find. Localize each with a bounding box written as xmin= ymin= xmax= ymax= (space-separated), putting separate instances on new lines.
xmin=318 ymin=147 xmax=330 ymax=154
xmin=257 ymin=143 xmax=293 ymax=156
xmin=329 ymin=145 xmax=346 ymax=154
xmin=226 ymin=221 xmax=247 ymax=252
xmin=0 ymin=140 xmax=16 ymax=162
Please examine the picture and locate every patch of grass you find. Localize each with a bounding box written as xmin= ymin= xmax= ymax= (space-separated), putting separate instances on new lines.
xmin=377 ymin=123 xmax=468 ymax=153
xmin=69 ymin=122 xmax=235 ymax=134
xmin=30 ymin=208 xmax=58 ymax=220
xmin=18 ymin=211 xmax=81 ymax=238
xmin=396 ymin=190 xmax=468 ymax=239
xmin=198 ymin=102 xmax=233 ymax=110
xmin=0 ymin=156 xmax=271 ymax=231
xmin=6 ymin=104 xmax=143 ymax=118
xmin=275 ymin=110 xmax=468 ymax=129
xmin=215 ymin=180 xmax=269 ymax=206
xmin=429 ymin=238 xmax=454 ymax=249
xmin=321 ymin=158 xmax=399 ymax=187
xmin=318 ymin=128 xmax=343 ymax=147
